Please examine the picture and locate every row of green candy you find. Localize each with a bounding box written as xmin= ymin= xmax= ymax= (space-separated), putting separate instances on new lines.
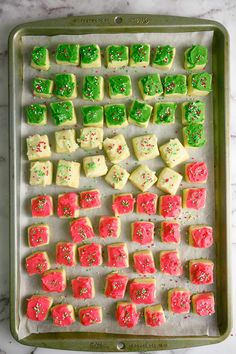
xmin=31 ymin=44 xmax=208 ymax=71
xmin=25 ymin=99 xmax=206 ymax=147
xmin=32 ymin=72 xmax=212 ymax=101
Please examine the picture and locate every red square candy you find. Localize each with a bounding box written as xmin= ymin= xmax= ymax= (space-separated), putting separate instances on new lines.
xmin=192 ymin=292 xmax=215 ymax=316
xmin=159 ymin=195 xmax=182 ymax=218
xmin=144 ymin=304 xmax=166 ymax=327
xmin=185 ymin=162 xmax=208 ymax=183
xmin=107 ymin=243 xmax=129 ymax=268
xmin=105 ymin=272 xmax=128 ymax=299
xmin=129 ymin=278 xmax=156 ymax=304
xmin=26 ymin=295 xmax=53 ymax=321
xmin=189 ymin=260 xmax=214 ymax=285
xmin=133 ymin=250 xmax=156 ymax=274
xmin=41 ymin=269 xmax=66 ymax=293
xmin=51 ymin=304 xmax=75 ymax=327
xmin=189 ymin=225 xmax=213 ymax=248
xmin=79 ymin=306 xmax=102 ymax=326
xmin=99 ymin=216 xmax=120 ymax=238
xmin=183 ymin=188 xmax=207 ymax=210
xmin=80 ymin=189 xmax=101 ymax=209
xmin=160 ymin=250 xmax=183 ymax=276
xmin=112 ymin=193 xmax=135 ymax=216
xmin=132 ymin=221 xmax=154 ymax=245
xmin=116 ymin=302 xmax=140 ymax=328
xmin=56 ymin=242 xmax=76 ymax=267
xmin=31 ymin=195 xmax=53 ymax=217
xmin=57 ymin=192 xmax=79 ymax=218
xmin=25 ymin=251 xmax=50 ymax=275
xmin=160 ymin=221 xmax=180 ymax=243
xmin=70 ymin=217 xmax=94 ymax=243
xmin=71 ymin=276 xmax=95 ymax=299
xmin=136 ymin=193 xmax=158 ymax=215
xmin=28 ymin=224 xmax=50 ymax=248
xmin=168 ymin=288 xmax=191 ymax=313
xmin=78 ymin=243 xmax=102 ymax=267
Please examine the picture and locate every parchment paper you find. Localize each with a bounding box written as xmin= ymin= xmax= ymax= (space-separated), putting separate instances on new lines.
xmin=18 ymin=31 xmax=218 ymax=339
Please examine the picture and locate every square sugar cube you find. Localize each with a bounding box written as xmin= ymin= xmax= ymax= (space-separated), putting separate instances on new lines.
xmin=129 ymin=164 xmax=157 ymax=192
xmin=156 ymin=167 xmax=182 ymax=195
xmin=106 ymin=45 xmax=129 ymax=68
xmin=26 ymin=134 xmax=51 ymax=161
xmin=132 ymin=134 xmax=159 ymax=161
xmin=105 ymin=164 xmax=130 ymax=190
xmin=83 ymin=155 xmax=108 ymax=177
xmin=50 ymin=101 xmax=77 ymax=126
xmin=55 ymin=129 xmax=78 ymax=153
xmin=31 ymin=46 xmax=50 ymax=71
xmin=80 ymin=44 xmax=101 ymax=68
xmin=30 ymin=161 xmax=53 ymax=186
xmin=82 ymin=75 xmax=104 ymax=101
xmin=56 ymin=160 xmax=80 ymax=188
xmin=53 ymin=73 xmax=77 ymax=100
xmin=130 ymin=43 xmax=150 ymax=67
xmin=81 ymin=105 xmax=103 ymax=127
xmin=108 ymin=75 xmax=132 ymax=99
xmin=55 ymin=43 xmax=79 ymax=65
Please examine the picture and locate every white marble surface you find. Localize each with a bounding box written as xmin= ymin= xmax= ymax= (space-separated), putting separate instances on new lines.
xmin=0 ymin=0 xmax=235 ymax=353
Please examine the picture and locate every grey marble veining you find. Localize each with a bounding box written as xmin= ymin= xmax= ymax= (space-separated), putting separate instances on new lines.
xmin=0 ymin=0 xmax=235 ymax=353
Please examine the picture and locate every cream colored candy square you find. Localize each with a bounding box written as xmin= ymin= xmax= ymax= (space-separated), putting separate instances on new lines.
xmin=79 ymin=127 xmax=103 ymax=150
xmin=29 ymin=161 xmax=53 ymax=186
xmin=83 ymin=155 xmax=108 ymax=178
xmin=159 ymin=138 xmax=189 ymax=168
xmin=103 ymin=134 xmax=130 ymax=164
xmin=132 ymin=134 xmax=159 ymax=161
xmin=156 ymin=167 xmax=182 ymax=195
xmin=129 ymin=165 xmax=157 ymax=192
xmin=105 ymin=164 xmax=130 ymax=190
xmin=55 ymin=129 xmax=78 ymax=153
xmin=56 ymin=160 xmax=80 ymax=188
xmin=26 ymin=134 xmax=51 ymax=161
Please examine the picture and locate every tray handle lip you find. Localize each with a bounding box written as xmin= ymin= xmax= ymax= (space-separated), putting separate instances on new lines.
xmin=8 ymin=14 xmax=230 ymax=42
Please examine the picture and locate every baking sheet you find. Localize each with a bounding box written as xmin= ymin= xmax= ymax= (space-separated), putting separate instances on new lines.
xmin=18 ymin=31 xmax=218 ymax=339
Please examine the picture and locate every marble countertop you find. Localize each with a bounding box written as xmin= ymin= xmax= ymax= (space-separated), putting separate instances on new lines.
xmin=1 ymin=0 xmax=235 ymax=353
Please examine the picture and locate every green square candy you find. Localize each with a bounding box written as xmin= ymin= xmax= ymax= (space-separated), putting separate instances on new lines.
xmin=108 ymin=75 xmax=132 ymax=98
xmin=53 ymin=73 xmax=77 ymax=99
xmin=33 ymin=77 xmax=53 ymax=98
xmin=56 ymin=43 xmax=79 ymax=65
xmin=50 ymin=101 xmax=76 ymax=126
xmin=31 ymin=46 xmax=49 ymax=71
xmin=188 ymin=72 xmax=212 ymax=95
xmin=130 ymin=43 xmax=150 ymax=66
xmin=138 ymin=74 xmax=163 ymax=99
xmin=80 ymin=44 xmax=101 ymax=68
xmin=82 ymin=76 xmax=104 ymax=101
xmin=184 ymin=45 xmax=208 ymax=70
xmin=25 ymin=104 xmax=47 ymax=126
xmin=81 ymin=105 xmax=104 ymax=127
xmin=128 ymin=100 xmax=153 ymax=128
xmin=106 ymin=45 xmax=129 ymax=68
xmin=104 ymin=104 xmax=128 ymax=128
xmin=183 ymin=123 xmax=206 ymax=148
xmin=182 ymin=101 xmax=205 ymax=125
xmin=163 ymin=74 xmax=187 ymax=96
xmin=153 ymin=102 xmax=177 ymax=124
xmin=152 ymin=45 xmax=175 ymax=69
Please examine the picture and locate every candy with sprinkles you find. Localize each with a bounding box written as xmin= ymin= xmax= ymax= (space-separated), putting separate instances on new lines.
xmin=51 ymin=304 xmax=76 ymax=327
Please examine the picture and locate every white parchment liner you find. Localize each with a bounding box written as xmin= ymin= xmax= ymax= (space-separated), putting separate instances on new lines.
xmin=18 ymin=31 xmax=218 ymax=339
